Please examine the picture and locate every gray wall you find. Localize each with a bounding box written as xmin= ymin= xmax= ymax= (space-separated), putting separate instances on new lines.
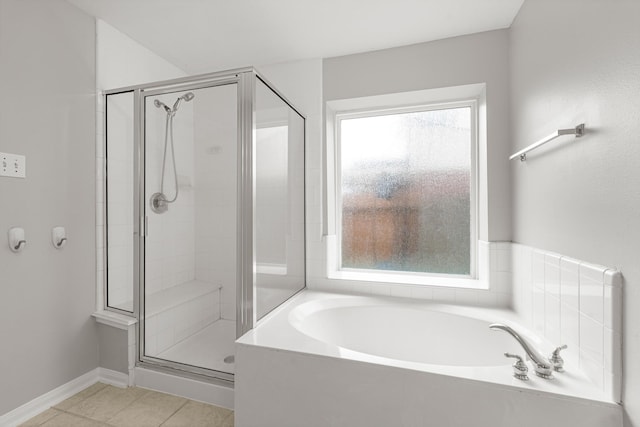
xmin=97 ymin=325 xmax=129 ymax=375
xmin=509 ymin=1 xmax=640 ymax=425
xmin=0 ymin=0 xmax=97 ymax=414
xmin=323 ymin=29 xmax=511 ymax=242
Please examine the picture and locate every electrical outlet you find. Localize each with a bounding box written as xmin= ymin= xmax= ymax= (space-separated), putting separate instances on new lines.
xmin=0 ymin=152 xmax=26 ymax=178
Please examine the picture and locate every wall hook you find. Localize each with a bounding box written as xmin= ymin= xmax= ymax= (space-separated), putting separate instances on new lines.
xmin=51 ymin=226 xmax=67 ymax=249
xmin=8 ymin=227 xmax=26 ymax=253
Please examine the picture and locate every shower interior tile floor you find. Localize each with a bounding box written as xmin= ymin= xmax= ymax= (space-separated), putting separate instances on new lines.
xmin=19 ymin=382 xmax=234 ymax=427
xmin=156 ymin=319 xmax=236 ymax=373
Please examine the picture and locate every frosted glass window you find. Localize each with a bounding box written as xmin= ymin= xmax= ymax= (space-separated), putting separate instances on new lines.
xmin=339 ymin=106 xmax=471 ymax=275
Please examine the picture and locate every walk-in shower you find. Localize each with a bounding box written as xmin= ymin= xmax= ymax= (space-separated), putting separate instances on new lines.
xmin=102 ymin=68 xmax=305 ymax=383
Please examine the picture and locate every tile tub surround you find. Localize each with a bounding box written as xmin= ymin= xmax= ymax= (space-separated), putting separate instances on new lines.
xmin=311 ymin=240 xmax=513 ymax=308
xmin=313 ymin=239 xmax=622 ymax=403
xmin=511 ymin=243 xmax=623 ymax=403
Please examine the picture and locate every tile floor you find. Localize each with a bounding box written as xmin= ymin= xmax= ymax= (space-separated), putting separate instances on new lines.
xmin=19 ymin=383 xmax=234 ymax=427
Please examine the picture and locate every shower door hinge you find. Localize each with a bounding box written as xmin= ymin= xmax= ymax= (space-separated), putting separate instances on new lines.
xmin=140 ymin=216 xmax=148 ymax=237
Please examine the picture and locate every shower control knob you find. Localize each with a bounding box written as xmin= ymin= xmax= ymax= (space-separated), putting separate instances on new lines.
xmin=504 ymin=352 xmax=529 ymax=381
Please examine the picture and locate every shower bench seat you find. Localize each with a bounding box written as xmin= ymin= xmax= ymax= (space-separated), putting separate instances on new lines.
xmin=143 ymin=280 xmax=221 ymax=356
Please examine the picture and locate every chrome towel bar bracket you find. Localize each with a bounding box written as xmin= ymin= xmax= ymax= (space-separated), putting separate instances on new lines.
xmin=510 ymin=123 xmax=585 ymax=161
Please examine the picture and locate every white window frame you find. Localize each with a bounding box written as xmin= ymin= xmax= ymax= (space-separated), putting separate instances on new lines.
xmin=325 ymin=86 xmax=483 ymax=289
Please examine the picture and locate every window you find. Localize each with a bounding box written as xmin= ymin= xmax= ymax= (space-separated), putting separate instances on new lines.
xmin=330 ymin=98 xmax=477 ymax=284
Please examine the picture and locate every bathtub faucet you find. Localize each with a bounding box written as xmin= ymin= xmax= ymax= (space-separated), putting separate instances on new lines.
xmin=489 ymin=323 xmax=554 ymax=379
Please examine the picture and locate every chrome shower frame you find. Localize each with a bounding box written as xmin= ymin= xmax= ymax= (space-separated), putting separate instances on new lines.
xmin=102 ymin=67 xmax=306 ymax=384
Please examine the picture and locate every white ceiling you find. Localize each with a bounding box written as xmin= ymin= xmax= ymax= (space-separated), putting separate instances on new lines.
xmin=67 ymin=0 xmax=524 ymax=74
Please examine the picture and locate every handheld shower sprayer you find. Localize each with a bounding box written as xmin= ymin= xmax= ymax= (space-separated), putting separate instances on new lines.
xmin=150 ymin=91 xmax=196 ymax=214
xmin=172 ymin=92 xmax=195 ymax=112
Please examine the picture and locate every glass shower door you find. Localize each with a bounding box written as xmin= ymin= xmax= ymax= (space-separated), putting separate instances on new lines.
xmin=141 ymin=82 xmax=238 ymax=376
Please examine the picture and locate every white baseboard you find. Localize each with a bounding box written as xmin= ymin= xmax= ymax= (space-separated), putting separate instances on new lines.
xmin=0 ymin=367 xmax=129 ymax=427
xmin=97 ymin=367 xmax=128 ymax=388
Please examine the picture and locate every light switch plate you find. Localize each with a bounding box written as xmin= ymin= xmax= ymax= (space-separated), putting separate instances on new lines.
xmin=0 ymin=152 xmax=26 ymax=178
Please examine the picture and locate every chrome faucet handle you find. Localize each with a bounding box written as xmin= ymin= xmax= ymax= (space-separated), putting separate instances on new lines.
xmin=549 ymin=344 xmax=568 ymax=372
xmin=490 ymin=323 xmax=554 ymax=379
xmin=505 ymin=353 xmax=529 ymax=381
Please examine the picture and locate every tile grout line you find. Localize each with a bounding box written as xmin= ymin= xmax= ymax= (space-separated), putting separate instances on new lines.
xmin=158 ymin=400 xmax=190 ymax=426
xmin=18 ymin=408 xmax=62 ymax=427
xmin=102 ymin=387 xmax=155 ymax=425
xmin=27 ymin=384 xmax=232 ymax=427
xmin=51 ymin=382 xmax=108 ymax=411
xmin=46 ymin=408 xmax=111 ymax=426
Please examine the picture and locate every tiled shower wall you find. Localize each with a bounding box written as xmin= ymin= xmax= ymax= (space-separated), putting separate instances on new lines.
xmin=101 ymin=93 xmax=134 ymax=308
xmin=98 ymin=93 xmax=198 ymax=308
xmin=193 ymin=85 xmax=237 ymax=321
xmin=309 ymin=238 xmax=622 ymax=402
xmin=144 ymin=100 xmax=196 ymax=296
xmin=511 ymin=243 xmax=622 ymax=403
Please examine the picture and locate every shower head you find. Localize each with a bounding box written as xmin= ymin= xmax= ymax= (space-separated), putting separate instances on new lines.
xmin=154 ymin=99 xmax=171 ymax=114
xmin=172 ymin=92 xmax=195 ymax=112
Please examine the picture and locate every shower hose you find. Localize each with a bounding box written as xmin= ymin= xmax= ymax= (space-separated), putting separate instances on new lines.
xmin=160 ymin=111 xmax=179 ymax=203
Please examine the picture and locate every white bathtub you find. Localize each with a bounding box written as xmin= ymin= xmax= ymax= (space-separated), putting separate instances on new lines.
xmin=289 ymin=297 xmax=524 ymax=367
xmin=236 ymin=290 xmax=621 ymax=427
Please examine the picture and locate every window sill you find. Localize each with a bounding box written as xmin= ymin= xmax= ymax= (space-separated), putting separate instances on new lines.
xmin=328 ymin=269 xmax=488 ymax=290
